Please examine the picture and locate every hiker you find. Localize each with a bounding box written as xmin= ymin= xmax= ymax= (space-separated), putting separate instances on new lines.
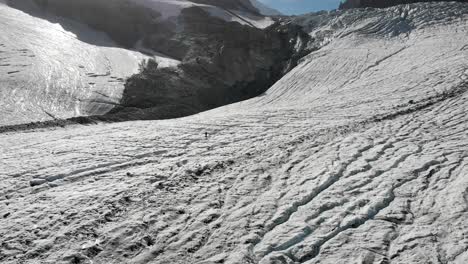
xmin=205 ymin=132 xmax=208 ymax=139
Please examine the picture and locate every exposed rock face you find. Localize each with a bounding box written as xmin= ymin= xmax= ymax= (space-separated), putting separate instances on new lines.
xmin=340 ymin=0 xmax=468 ymax=9
xmin=113 ymin=8 xmax=311 ymax=120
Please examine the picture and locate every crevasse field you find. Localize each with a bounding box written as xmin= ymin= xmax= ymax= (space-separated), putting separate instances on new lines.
xmin=1 ymin=1 xmax=468 ymax=264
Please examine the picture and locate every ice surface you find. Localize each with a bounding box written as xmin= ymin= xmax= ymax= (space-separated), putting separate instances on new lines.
xmin=0 ymin=3 xmax=151 ymax=126
xmin=0 ymin=2 xmax=467 ymax=264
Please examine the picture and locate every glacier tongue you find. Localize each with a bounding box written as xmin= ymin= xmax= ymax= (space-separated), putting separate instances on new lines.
xmin=0 ymin=2 xmax=467 ymax=264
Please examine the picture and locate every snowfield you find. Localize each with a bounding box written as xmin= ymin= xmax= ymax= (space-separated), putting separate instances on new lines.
xmin=0 ymin=3 xmax=151 ymax=126
xmin=1 ymin=2 xmax=468 ymax=264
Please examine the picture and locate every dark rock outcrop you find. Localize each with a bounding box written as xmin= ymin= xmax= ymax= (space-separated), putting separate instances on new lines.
xmin=112 ymin=8 xmax=312 ymax=120
xmin=339 ymin=0 xmax=468 ymax=9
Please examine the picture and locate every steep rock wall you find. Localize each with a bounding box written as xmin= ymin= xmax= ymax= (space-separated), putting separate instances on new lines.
xmin=113 ymin=7 xmax=311 ymax=120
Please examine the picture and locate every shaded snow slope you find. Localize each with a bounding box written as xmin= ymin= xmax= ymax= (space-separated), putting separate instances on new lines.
xmin=0 ymin=3 xmax=152 ymax=126
xmin=1 ymin=2 xmax=467 ymax=264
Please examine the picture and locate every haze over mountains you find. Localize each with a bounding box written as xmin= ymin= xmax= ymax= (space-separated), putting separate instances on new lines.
xmin=1 ymin=1 xmax=467 ymax=264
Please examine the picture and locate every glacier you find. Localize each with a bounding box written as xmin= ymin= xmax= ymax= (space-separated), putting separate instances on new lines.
xmin=0 ymin=2 xmax=150 ymax=126
xmin=0 ymin=1 xmax=468 ymax=264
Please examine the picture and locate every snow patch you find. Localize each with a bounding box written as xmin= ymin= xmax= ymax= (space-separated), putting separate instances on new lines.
xmin=134 ymin=40 xmax=181 ymax=68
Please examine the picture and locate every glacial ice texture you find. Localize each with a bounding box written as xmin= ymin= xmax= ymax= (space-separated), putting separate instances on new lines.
xmin=0 ymin=2 xmax=467 ymax=264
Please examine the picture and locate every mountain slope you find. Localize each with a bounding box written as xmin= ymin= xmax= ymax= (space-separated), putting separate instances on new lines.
xmin=0 ymin=0 xmax=280 ymax=127
xmin=1 ymin=2 xmax=467 ymax=264
xmin=0 ymin=2 xmax=152 ymax=126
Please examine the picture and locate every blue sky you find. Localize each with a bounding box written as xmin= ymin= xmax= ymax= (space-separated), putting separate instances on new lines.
xmin=258 ymin=0 xmax=342 ymax=15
